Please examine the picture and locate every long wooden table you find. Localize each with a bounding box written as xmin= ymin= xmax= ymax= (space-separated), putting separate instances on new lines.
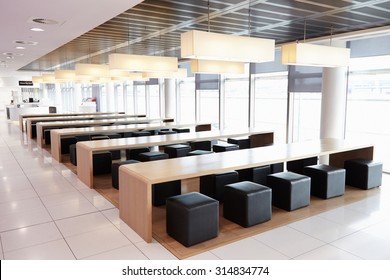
xmin=50 ymin=123 xmax=211 ymax=162
xmin=77 ymin=129 xmax=274 ymax=188
xmin=19 ymin=111 xmax=126 ymax=132
xmin=35 ymin=117 xmax=173 ymax=148
xmin=26 ymin=114 xmax=147 ymax=139
xmin=118 ymin=138 xmax=374 ymax=243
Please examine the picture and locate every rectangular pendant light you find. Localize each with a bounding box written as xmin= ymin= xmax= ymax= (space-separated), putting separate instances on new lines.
xmin=75 ymin=63 xmax=109 ymax=77
xmin=191 ymin=59 xmax=245 ymax=74
xmin=55 ymin=70 xmax=76 ymax=81
xmin=32 ymin=76 xmax=43 ymax=84
xmin=109 ymin=53 xmax=178 ymax=72
xmin=181 ymin=30 xmax=275 ymax=63
xmin=281 ymin=43 xmax=350 ymax=67
xmin=142 ymin=68 xmax=187 ymax=79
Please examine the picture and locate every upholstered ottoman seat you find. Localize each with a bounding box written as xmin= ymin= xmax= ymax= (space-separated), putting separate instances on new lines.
xmin=166 ymin=192 xmax=219 ymax=247
xmin=344 ymin=159 xmax=383 ymax=189
xmin=227 ymin=137 xmax=250 ymax=149
xmin=223 ymin=181 xmax=272 ymax=227
xmin=237 ymin=165 xmax=271 ymax=185
xmin=190 ymin=140 xmax=212 ymax=151
xmin=125 ymin=147 xmax=150 ymax=161
xmin=111 ymin=160 xmax=140 ymax=189
xmin=267 ymin=171 xmax=311 ymax=211
xmin=200 ymin=171 xmax=239 ymax=202
xmin=188 ymin=150 xmax=213 ymax=156
xmin=287 ymin=157 xmax=318 ymax=174
xmin=131 ymin=131 xmax=152 ymax=137
xmin=172 ymin=128 xmax=190 ymax=133
xmin=93 ymin=151 xmax=112 ymax=175
xmin=164 ymin=144 xmax=191 ymax=158
xmin=138 ymin=151 xmax=169 ymax=162
xmin=212 ymin=143 xmax=239 ymax=153
xmin=69 ymin=144 xmax=77 ymax=165
xmin=303 ymin=164 xmax=345 ymax=199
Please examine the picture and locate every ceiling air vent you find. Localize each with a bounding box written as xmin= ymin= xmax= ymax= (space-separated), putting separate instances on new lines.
xmin=32 ymin=18 xmax=59 ymax=25
xmin=14 ymin=40 xmax=38 ymax=45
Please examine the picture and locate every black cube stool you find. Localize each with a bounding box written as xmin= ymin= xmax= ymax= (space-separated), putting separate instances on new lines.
xmin=237 ymin=165 xmax=270 ymax=185
xmin=188 ymin=150 xmax=213 ymax=156
xmin=200 ymin=171 xmax=239 ymax=202
xmin=213 ymin=143 xmax=239 ymax=153
xmin=61 ymin=136 xmax=77 ymax=154
xmin=132 ymin=131 xmax=152 ymax=137
xmin=93 ymin=151 xmax=112 ymax=175
xmin=224 ymin=181 xmax=272 ymax=227
xmin=190 ymin=140 xmax=212 ymax=151
xmin=111 ymin=160 xmax=140 ymax=189
xmin=227 ymin=137 xmax=250 ymax=149
xmin=270 ymin=162 xmax=284 ymax=174
xmin=303 ymin=164 xmax=346 ymax=199
xmin=287 ymin=157 xmax=318 ymax=174
xmin=69 ymin=144 xmax=77 ymax=165
xmin=75 ymin=135 xmax=91 ymax=142
xmin=138 ymin=151 xmax=169 ymax=162
xmin=164 ymin=144 xmax=191 ymax=158
xmin=125 ymin=147 xmax=150 ymax=161
xmin=152 ymin=180 xmax=181 ymax=206
xmin=166 ymin=192 xmax=219 ymax=247
xmin=344 ymin=159 xmax=383 ymax=190
xmin=158 ymin=130 xmax=177 ymax=135
xmin=172 ymin=128 xmax=190 ymax=133
xmin=267 ymin=171 xmax=311 ymax=211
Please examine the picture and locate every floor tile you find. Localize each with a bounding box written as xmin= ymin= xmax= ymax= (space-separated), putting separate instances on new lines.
xmin=361 ymin=219 xmax=390 ymax=243
xmin=0 ymin=207 xmax=52 ymax=232
xmin=288 ymin=215 xmax=357 ymax=243
xmin=294 ymin=244 xmax=362 ymax=260
xmin=45 ymin=198 xmax=98 ymax=220
xmin=135 ymin=240 xmax=178 ymax=260
xmin=0 ymin=188 xmax=38 ymax=204
xmin=1 ymin=222 xmax=62 ymax=252
xmin=186 ymin=251 xmax=221 ymax=260
xmin=55 ymin=212 xmax=113 ymax=237
xmin=4 ymin=239 xmax=75 ymax=260
xmin=331 ymin=231 xmax=390 ymax=259
xmin=210 ymin=238 xmax=289 ymax=260
xmin=253 ymin=226 xmax=325 ymax=258
xmin=65 ymin=225 xmax=132 ymax=259
xmin=82 ymin=244 xmax=148 ymax=260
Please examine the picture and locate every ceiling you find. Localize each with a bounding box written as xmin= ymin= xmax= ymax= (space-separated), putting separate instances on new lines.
xmin=2 ymin=0 xmax=390 ymax=77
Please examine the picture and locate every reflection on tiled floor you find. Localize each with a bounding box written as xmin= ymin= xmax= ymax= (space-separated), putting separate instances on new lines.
xmin=1 ymin=118 xmax=390 ymax=260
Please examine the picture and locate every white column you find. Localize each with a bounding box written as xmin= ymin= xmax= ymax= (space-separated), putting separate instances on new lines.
xmin=319 ymin=66 xmax=348 ymax=163
xmin=164 ymin=78 xmax=176 ymax=119
xmin=105 ymin=82 xmax=115 ymax=112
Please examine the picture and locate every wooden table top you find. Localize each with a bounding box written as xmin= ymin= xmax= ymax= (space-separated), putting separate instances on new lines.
xmin=77 ymin=128 xmax=272 ymax=152
xmin=120 ymin=138 xmax=374 ymax=184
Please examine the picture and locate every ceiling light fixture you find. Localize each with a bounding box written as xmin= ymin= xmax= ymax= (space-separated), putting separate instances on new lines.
xmin=75 ymin=63 xmax=109 ymax=78
xmin=30 ymin=27 xmax=44 ymax=32
xmin=142 ymin=68 xmax=188 ymax=79
xmin=108 ymin=53 xmax=178 ymax=72
xmin=190 ymin=59 xmax=245 ymax=74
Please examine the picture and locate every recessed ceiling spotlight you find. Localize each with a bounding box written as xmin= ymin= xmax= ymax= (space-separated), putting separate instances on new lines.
xmin=3 ymin=52 xmax=14 ymax=56
xmin=30 ymin=27 xmax=44 ymax=32
xmin=16 ymin=46 xmax=25 ymax=50
xmin=14 ymin=40 xmax=38 ymax=45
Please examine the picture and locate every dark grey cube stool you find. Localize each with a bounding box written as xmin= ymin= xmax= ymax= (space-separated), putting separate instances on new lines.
xmin=91 ymin=135 xmax=110 ymax=141
xmin=224 ymin=181 xmax=272 ymax=227
xmin=166 ymin=192 xmax=219 ymax=247
xmin=344 ymin=159 xmax=383 ymax=190
xmin=132 ymin=131 xmax=152 ymax=137
xmin=303 ymin=164 xmax=346 ymax=199
xmin=200 ymin=171 xmax=239 ymax=202
xmin=138 ymin=151 xmax=169 ymax=162
xmin=164 ymin=144 xmax=191 ymax=158
xmin=61 ymin=136 xmax=77 ymax=154
xmin=212 ymin=143 xmax=239 ymax=153
xmin=287 ymin=157 xmax=318 ymax=174
xmin=125 ymin=147 xmax=150 ymax=161
xmin=172 ymin=128 xmax=190 ymax=133
xmin=111 ymin=160 xmax=140 ymax=189
xmin=227 ymin=137 xmax=250 ymax=149
xmin=267 ymin=171 xmax=311 ymax=211
xmin=93 ymin=151 xmax=112 ymax=175
xmin=75 ymin=134 xmax=91 ymax=142
xmin=158 ymin=130 xmax=177 ymax=135
xmin=190 ymin=140 xmax=212 ymax=151
xmin=237 ymin=165 xmax=271 ymax=185
xmin=188 ymin=150 xmax=213 ymax=156
xmin=120 ymin=131 xmax=133 ymax=138
xmin=270 ymin=162 xmax=284 ymax=173
xmin=69 ymin=144 xmax=77 ymax=165
xmin=152 ymin=180 xmax=181 ymax=206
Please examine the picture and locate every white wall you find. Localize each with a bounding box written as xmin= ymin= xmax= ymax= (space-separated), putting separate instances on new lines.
xmin=0 ymin=87 xmax=16 ymax=112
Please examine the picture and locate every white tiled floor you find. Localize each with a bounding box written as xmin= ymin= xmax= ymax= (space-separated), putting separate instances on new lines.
xmin=0 ymin=118 xmax=390 ymax=260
